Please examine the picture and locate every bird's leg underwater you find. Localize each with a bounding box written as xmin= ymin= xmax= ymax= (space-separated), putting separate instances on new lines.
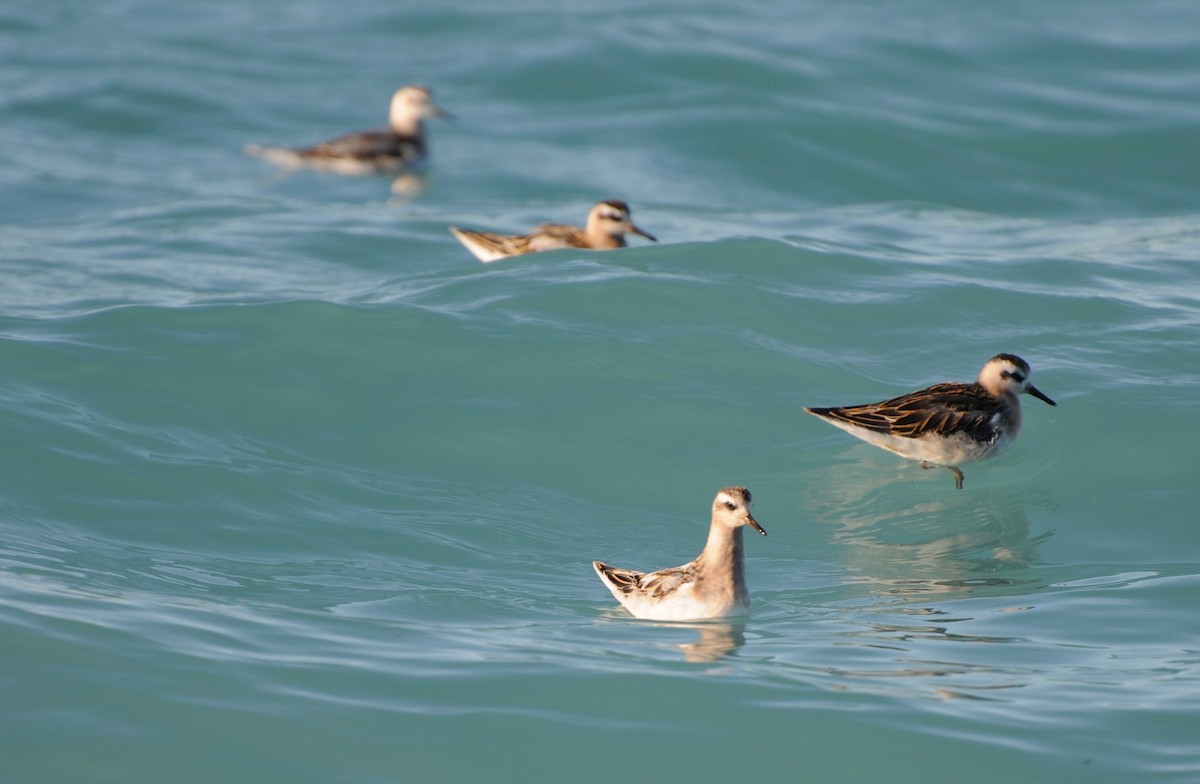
xmin=919 ymin=461 xmax=965 ymax=489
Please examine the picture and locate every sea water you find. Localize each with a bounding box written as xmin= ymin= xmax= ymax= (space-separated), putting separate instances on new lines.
xmin=2 ymin=0 xmax=1199 ymax=782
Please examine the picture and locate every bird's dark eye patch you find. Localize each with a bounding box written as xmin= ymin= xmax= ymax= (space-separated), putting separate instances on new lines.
xmin=1002 ymin=370 xmax=1026 ymax=383
xmin=723 ymin=501 xmax=737 ymax=510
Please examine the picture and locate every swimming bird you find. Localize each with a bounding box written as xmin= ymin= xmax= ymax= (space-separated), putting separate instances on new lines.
xmin=804 ymin=353 xmax=1056 ymax=489
xmin=245 ymin=85 xmax=449 ymax=174
xmin=449 ymin=199 xmax=656 ymax=262
xmin=593 ymin=486 xmax=766 ymax=621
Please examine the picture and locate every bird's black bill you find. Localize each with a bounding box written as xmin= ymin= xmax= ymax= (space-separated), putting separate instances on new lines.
xmin=1027 ymin=384 xmax=1056 ymax=406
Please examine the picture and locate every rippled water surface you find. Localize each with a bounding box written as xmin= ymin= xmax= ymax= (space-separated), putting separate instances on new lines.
xmin=3 ymin=1 xmax=1199 ymax=782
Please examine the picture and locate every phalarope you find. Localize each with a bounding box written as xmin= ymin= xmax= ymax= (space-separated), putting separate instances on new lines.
xmin=449 ymin=199 xmax=656 ymax=262
xmin=593 ymin=487 xmax=766 ymax=621
xmin=805 ymin=353 xmax=1056 ymax=489
xmin=245 ymin=85 xmax=449 ymax=174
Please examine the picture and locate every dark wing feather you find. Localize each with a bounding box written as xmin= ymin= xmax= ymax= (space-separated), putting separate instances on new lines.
xmin=595 ymin=561 xmax=692 ymax=599
xmin=811 ymin=382 xmax=1004 ymax=443
xmin=533 ymin=223 xmax=591 ymax=249
xmin=595 ymin=562 xmax=644 ymax=595
xmin=636 ymin=565 xmax=692 ymax=598
xmin=303 ymin=128 xmax=422 ymax=161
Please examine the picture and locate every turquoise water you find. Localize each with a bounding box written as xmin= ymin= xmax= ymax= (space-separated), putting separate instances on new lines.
xmin=3 ymin=0 xmax=1199 ymax=782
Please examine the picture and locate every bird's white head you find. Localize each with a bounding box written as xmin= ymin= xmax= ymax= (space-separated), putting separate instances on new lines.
xmin=587 ymin=199 xmax=658 ymax=242
xmin=389 ymin=85 xmax=450 ymax=133
xmin=712 ymin=486 xmax=766 ymax=536
xmin=978 ymin=353 xmax=1056 ymax=406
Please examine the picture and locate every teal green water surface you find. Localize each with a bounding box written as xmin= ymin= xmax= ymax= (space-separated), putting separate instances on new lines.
xmin=2 ymin=1 xmax=1199 ymax=782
